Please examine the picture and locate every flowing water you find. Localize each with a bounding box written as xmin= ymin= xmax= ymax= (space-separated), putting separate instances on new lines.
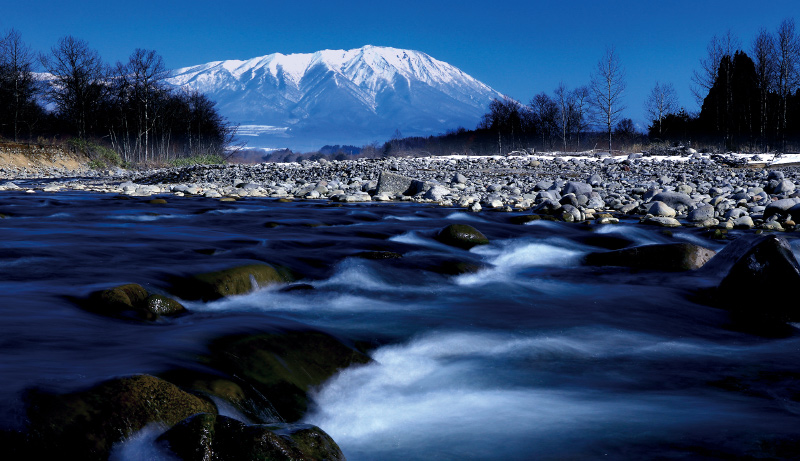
xmin=2 ymin=191 xmax=800 ymax=459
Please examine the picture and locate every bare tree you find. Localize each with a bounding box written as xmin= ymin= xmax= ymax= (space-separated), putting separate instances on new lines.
xmin=590 ymin=46 xmax=626 ymax=152
xmin=40 ymin=36 xmax=107 ymax=139
xmin=530 ymin=92 xmax=557 ymax=150
xmin=0 ymin=28 xmax=38 ymax=141
xmin=554 ymin=82 xmax=574 ymax=151
xmin=692 ymin=31 xmax=741 ymax=105
xmin=752 ymin=27 xmax=777 ymax=142
xmin=117 ymin=49 xmax=169 ymax=161
xmin=775 ymin=18 xmax=800 ymax=149
xmin=571 ymin=86 xmax=590 ymax=150
xmin=644 ymin=81 xmax=678 ymax=136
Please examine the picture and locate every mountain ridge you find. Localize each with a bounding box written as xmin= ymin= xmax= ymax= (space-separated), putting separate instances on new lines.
xmin=167 ymin=45 xmax=504 ymax=151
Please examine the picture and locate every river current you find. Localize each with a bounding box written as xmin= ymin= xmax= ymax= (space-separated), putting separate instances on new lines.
xmin=2 ymin=191 xmax=800 ymax=459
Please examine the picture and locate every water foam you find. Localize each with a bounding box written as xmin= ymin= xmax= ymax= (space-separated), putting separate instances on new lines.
xmin=304 ymin=330 xmax=752 ymax=460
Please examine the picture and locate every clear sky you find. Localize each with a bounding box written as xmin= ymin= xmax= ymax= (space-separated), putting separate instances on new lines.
xmin=3 ymin=1 xmax=799 ymax=129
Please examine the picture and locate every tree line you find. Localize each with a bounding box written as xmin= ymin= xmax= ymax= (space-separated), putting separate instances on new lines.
xmin=346 ymin=16 xmax=799 ymax=157
xmin=0 ymin=31 xmax=233 ymax=165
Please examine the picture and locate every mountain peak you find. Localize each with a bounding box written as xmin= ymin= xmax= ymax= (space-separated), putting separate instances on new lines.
xmin=168 ymin=46 xmax=503 ymax=151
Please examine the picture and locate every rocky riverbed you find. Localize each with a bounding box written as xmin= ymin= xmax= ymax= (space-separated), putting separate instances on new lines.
xmin=4 ymin=151 xmax=800 ymax=231
xmin=4 ymin=152 xmax=800 ymax=459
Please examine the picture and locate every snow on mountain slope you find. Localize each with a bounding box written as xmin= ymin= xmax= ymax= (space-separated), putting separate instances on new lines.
xmin=168 ymin=45 xmax=504 ymax=151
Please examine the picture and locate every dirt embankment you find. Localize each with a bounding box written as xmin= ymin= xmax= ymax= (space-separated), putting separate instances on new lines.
xmin=0 ymin=142 xmax=91 ymax=177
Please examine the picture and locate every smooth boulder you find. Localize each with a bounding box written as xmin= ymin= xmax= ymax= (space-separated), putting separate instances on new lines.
xmin=715 ymin=235 xmax=800 ymax=329
xmin=434 ymin=224 xmax=490 ymax=249
xmin=25 ymin=375 xmax=216 ymax=460
xmin=584 ymin=243 xmax=716 ymax=271
xmin=207 ymin=330 xmax=371 ymax=422
xmin=86 ymin=283 xmax=185 ymax=320
xmin=175 ymin=264 xmax=290 ymax=301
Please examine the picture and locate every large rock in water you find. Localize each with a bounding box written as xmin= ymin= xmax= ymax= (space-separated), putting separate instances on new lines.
xmin=715 ymin=235 xmax=800 ymax=329
xmin=174 ymin=263 xmax=291 ymax=301
xmin=207 ymin=330 xmax=371 ymax=422
xmin=584 ymin=243 xmax=716 ymax=271
xmin=435 ymin=224 xmax=490 ymax=249
xmin=158 ymin=413 xmax=345 ymax=461
xmin=86 ymin=283 xmax=185 ymax=320
xmin=25 ymin=375 xmax=216 ymax=460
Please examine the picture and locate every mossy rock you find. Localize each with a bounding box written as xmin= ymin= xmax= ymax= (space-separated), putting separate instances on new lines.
xmin=148 ymin=198 xmax=168 ymax=204
xmin=584 ymin=243 xmax=716 ymax=271
xmin=86 ymin=284 xmax=185 ymax=320
xmin=434 ymin=224 xmax=489 ymax=249
xmin=145 ymin=294 xmax=186 ymax=316
xmin=157 ymin=413 xmax=344 ymax=461
xmin=207 ymin=330 xmax=371 ymax=422
xmin=176 ymin=264 xmax=291 ymax=301
xmin=91 ymin=283 xmax=148 ymax=311
xmin=25 ymin=374 xmax=216 ymax=460
xmin=509 ymin=214 xmax=542 ymax=224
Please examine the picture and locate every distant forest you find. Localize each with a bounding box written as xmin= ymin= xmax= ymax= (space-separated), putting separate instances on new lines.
xmin=0 ymin=32 xmax=233 ymax=166
xmin=262 ymin=16 xmax=800 ymax=163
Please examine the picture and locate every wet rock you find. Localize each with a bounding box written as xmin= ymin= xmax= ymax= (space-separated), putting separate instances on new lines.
xmin=145 ymin=294 xmax=186 ymax=316
xmin=25 ymin=374 xmax=216 ymax=460
xmin=424 ymin=258 xmax=483 ymax=275
xmin=714 ymin=235 xmax=800 ymax=331
xmin=207 ymin=330 xmax=371 ymax=422
xmin=157 ymin=413 xmax=344 ymax=461
xmin=584 ymin=243 xmax=716 ymax=271
xmin=174 ymin=264 xmax=291 ymax=301
xmin=434 ymin=224 xmax=490 ymax=249
xmin=86 ymin=284 xmax=184 ymax=320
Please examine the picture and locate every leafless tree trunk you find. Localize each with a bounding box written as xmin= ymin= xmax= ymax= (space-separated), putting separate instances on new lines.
xmin=776 ymin=18 xmax=800 ymax=151
xmin=692 ymin=31 xmax=740 ymax=106
xmin=644 ymin=82 xmax=678 ymax=136
xmin=752 ymin=28 xmax=777 ymax=146
xmin=0 ymin=29 xmax=37 ymax=142
xmin=554 ymin=82 xmax=574 ymax=152
xmin=571 ymin=86 xmax=590 ymax=150
xmin=590 ymin=46 xmax=626 ymax=152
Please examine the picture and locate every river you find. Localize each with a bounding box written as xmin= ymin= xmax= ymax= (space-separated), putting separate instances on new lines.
xmin=2 ymin=191 xmax=800 ymax=459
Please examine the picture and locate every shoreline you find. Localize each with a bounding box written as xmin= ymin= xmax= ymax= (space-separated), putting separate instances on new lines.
xmin=2 ymin=152 xmax=800 ymax=232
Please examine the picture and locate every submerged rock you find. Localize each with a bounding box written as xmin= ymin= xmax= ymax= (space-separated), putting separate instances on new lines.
xmin=158 ymin=413 xmax=345 ymax=461
xmin=434 ymin=224 xmax=490 ymax=249
xmin=207 ymin=330 xmax=371 ymax=422
xmin=584 ymin=243 xmax=716 ymax=271
xmin=86 ymin=283 xmax=185 ymax=320
xmin=714 ymin=235 xmax=800 ymax=330
xmin=25 ymin=374 xmax=216 ymax=460
xmin=174 ymin=263 xmax=291 ymax=301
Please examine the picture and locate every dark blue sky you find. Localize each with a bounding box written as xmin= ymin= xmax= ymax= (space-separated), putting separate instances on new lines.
xmin=4 ymin=1 xmax=798 ymax=127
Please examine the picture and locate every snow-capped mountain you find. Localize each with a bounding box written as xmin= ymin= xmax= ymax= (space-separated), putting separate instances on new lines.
xmin=168 ymin=45 xmax=504 ymax=151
